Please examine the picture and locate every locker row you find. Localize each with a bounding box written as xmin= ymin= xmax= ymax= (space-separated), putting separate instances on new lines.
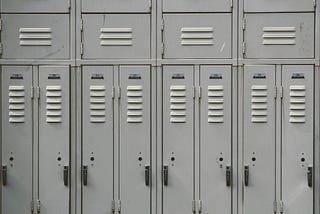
xmin=1 ymin=0 xmax=317 ymax=12
xmin=0 ymin=12 xmax=317 ymax=59
xmin=0 ymin=64 xmax=315 ymax=214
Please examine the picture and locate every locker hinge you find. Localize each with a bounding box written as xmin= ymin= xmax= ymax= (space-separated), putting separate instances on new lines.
xmin=112 ymin=86 xmax=115 ymax=99
xmin=192 ymin=86 xmax=196 ymax=99
xmin=280 ymin=86 xmax=283 ymax=99
xmin=111 ymin=200 xmax=116 ymax=214
xmin=30 ymin=200 xmax=34 ymax=214
xmin=274 ymin=86 xmax=277 ymax=99
xmin=161 ymin=18 xmax=164 ymax=31
xmin=31 ymin=86 xmax=34 ymax=99
xmin=80 ymin=19 xmax=84 ymax=32
xmin=279 ymin=201 xmax=284 ymax=214
xmin=198 ymin=200 xmax=203 ymax=214
xmin=80 ymin=42 xmax=84 ymax=56
xmin=198 ymin=86 xmax=202 ymax=99
xmin=0 ymin=43 xmax=3 ymax=55
xmin=161 ymin=42 xmax=165 ymax=56
xmin=149 ymin=0 xmax=152 ymax=10
xmin=242 ymin=42 xmax=246 ymax=55
xmin=273 ymin=201 xmax=277 ymax=213
xmin=67 ymin=0 xmax=71 ymax=9
xmin=117 ymin=200 xmax=121 ymax=214
xmin=242 ymin=18 xmax=246 ymax=31
xmin=0 ymin=19 xmax=3 ymax=31
xmin=192 ymin=200 xmax=196 ymax=214
xmin=36 ymin=86 xmax=40 ymax=100
xmin=118 ymin=87 xmax=121 ymax=99
xmin=230 ymin=0 xmax=233 ymax=9
xmin=313 ymin=0 xmax=317 ymax=8
xmin=36 ymin=199 xmax=41 ymax=214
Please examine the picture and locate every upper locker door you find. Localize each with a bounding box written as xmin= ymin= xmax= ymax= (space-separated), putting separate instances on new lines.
xmin=163 ymin=14 xmax=232 ymax=59
xmin=2 ymin=0 xmax=69 ymax=13
xmin=82 ymin=0 xmax=150 ymax=12
xmin=1 ymin=66 xmax=33 ymax=214
xmin=163 ymin=0 xmax=232 ymax=12
xmin=281 ymin=65 xmax=314 ymax=214
xmin=82 ymin=14 xmax=150 ymax=59
xmin=244 ymin=0 xmax=314 ymax=12
xmin=199 ymin=66 xmax=232 ymax=214
xmin=82 ymin=67 xmax=114 ymax=214
xmin=243 ymin=66 xmax=276 ymax=214
xmin=244 ymin=13 xmax=314 ymax=59
xmin=39 ymin=66 xmax=70 ymax=213
xmin=119 ymin=66 xmax=151 ymax=214
xmin=162 ymin=66 xmax=194 ymax=214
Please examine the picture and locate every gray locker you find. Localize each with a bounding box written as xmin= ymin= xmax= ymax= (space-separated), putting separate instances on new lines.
xmin=1 ymin=66 xmax=33 ymax=214
xmin=39 ymin=66 xmax=70 ymax=213
xmin=243 ymin=66 xmax=276 ymax=214
xmin=82 ymin=14 xmax=150 ymax=59
xmin=244 ymin=13 xmax=314 ymax=59
xmin=119 ymin=66 xmax=151 ymax=214
xmin=281 ymin=65 xmax=314 ymax=214
xmin=163 ymin=0 xmax=232 ymax=12
xmin=163 ymin=14 xmax=232 ymax=59
xmin=199 ymin=66 xmax=232 ymax=214
xmin=2 ymin=0 xmax=70 ymax=13
xmin=82 ymin=0 xmax=150 ymax=12
xmin=244 ymin=0 xmax=314 ymax=12
xmin=82 ymin=66 xmax=114 ymax=214
xmin=162 ymin=66 xmax=194 ymax=214
xmin=1 ymin=14 xmax=70 ymax=59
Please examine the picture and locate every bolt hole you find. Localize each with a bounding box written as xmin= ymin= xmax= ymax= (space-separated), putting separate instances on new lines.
xmin=57 ymin=157 xmax=62 ymax=161
xmin=138 ymin=157 xmax=143 ymax=161
xmin=171 ymin=157 xmax=175 ymax=161
xmin=301 ymin=158 xmax=305 ymax=162
xmin=90 ymin=157 xmax=95 ymax=161
xmin=9 ymin=157 xmax=14 ymax=161
xmin=219 ymin=157 xmax=224 ymax=162
xmin=252 ymin=157 xmax=256 ymax=162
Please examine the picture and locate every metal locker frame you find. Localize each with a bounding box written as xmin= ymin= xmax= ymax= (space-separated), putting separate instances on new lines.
xmin=1 ymin=0 xmax=71 ymax=13
xmin=81 ymin=0 xmax=151 ymax=12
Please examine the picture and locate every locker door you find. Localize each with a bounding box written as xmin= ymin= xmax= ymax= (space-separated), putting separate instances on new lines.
xmin=119 ymin=66 xmax=151 ymax=214
xmin=2 ymin=0 xmax=69 ymax=13
xmin=163 ymin=66 xmax=194 ymax=214
xmin=199 ymin=66 xmax=232 ymax=214
xmin=281 ymin=65 xmax=314 ymax=214
xmin=82 ymin=0 xmax=150 ymax=12
xmin=39 ymin=66 xmax=70 ymax=213
xmin=1 ymin=66 xmax=33 ymax=214
xmin=244 ymin=0 xmax=314 ymax=12
xmin=163 ymin=0 xmax=232 ymax=12
xmin=243 ymin=66 xmax=276 ymax=214
xmin=82 ymin=66 xmax=114 ymax=214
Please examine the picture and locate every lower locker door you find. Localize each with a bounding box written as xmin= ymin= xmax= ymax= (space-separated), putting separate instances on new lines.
xmin=82 ymin=66 xmax=114 ymax=213
xmin=1 ymin=66 xmax=33 ymax=214
xmin=162 ymin=66 xmax=194 ymax=214
xmin=39 ymin=66 xmax=70 ymax=213
xmin=281 ymin=65 xmax=314 ymax=214
xmin=119 ymin=66 xmax=151 ymax=213
xmin=243 ymin=66 xmax=276 ymax=214
xmin=199 ymin=66 xmax=232 ymax=213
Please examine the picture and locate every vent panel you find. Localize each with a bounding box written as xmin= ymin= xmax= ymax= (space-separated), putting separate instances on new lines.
xmin=251 ymin=85 xmax=268 ymax=123
xmin=100 ymin=28 xmax=133 ymax=46
xmin=262 ymin=27 xmax=296 ymax=45
xmin=181 ymin=27 xmax=213 ymax=46
xmin=90 ymin=85 xmax=106 ymax=123
xmin=46 ymin=85 xmax=62 ymax=123
xmin=208 ymin=85 xmax=224 ymax=123
xmin=8 ymin=85 xmax=25 ymax=123
xmin=127 ymin=85 xmax=143 ymax=123
xmin=170 ymin=85 xmax=187 ymax=123
xmin=19 ymin=28 xmax=52 ymax=46
xmin=289 ymin=85 xmax=306 ymax=123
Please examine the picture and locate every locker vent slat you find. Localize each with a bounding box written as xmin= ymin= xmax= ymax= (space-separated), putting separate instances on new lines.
xmin=19 ymin=28 xmax=52 ymax=46
xmin=262 ymin=27 xmax=296 ymax=45
xmin=8 ymin=85 xmax=25 ymax=123
xmin=100 ymin=28 xmax=133 ymax=46
xmin=127 ymin=85 xmax=143 ymax=123
xmin=208 ymin=85 xmax=224 ymax=123
xmin=289 ymin=85 xmax=306 ymax=123
xmin=46 ymin=85 xmax=62 ymax=123
xmin=251 ymin=85 xmax=268 ymax=123
xmin=170 ymin=85 xmax=186 ymax=123
xmin=90 ymin=85 xmax=106 ymax=123
xmin=181 ymin=27 xmax=214 ymax=46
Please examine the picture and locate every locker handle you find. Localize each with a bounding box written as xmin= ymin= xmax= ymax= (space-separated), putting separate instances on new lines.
xmin=2 ymin=165 xmax=7 ymax=186
xmin=63 ymin=166 xmax=69 ymax=186
xmin=163 ymin=165 xmax=168 ymax=186
xmin=145 ymin=165 xmax=150 ymax=186
xmin=82 ymin=165 xmax=88 ymax=186
xmin=226 ymin=165 xmax=232 ymax=187
xmin=307 ymin=166 xmax=313 ymax=187
xmin=244 ymin=165 xmax=249 ymax=186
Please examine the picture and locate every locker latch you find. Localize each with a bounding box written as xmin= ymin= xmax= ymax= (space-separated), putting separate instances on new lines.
xmin=163 ymin=165 xmax=169 ymax=186
xmin=36 ymin=199 xmax=41 ymax=214
xmin=307 ymin=166 xmax=313 ymax=187
xmin=111 ymin=200 xmax=115 ymax=214
xmin=2 ymin=165 xmax=7 ymax=186
xmin=244 ymin=165 xmax=249 ymax=186
xmin=82 ymin=165 xmax=88 ymax=186
xmin=63 ymin=166 xmax=69 ymax=186
xmin=145 ymin=165 xmax=150 ymax=186
xmin=226 ymin=165 xmax=232 ymax=187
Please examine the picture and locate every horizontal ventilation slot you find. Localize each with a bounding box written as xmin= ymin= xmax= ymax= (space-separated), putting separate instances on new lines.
xmin=127 ymin=85 xmax=143 ymax=123
xmin=90 ymin=85 xmax=106 ymax=123
xmin=100 ymin=28 xmax=133 ymax=46
xmin=46 ymin=85 xmax=62 ymax=123
xmin=262 ymin=27 xmax=296 ymax=45
xmin=289 ymin=85 xmax=306 ymax=123
xmin=208 ymin=85 xmax=224 ymax=123
xmin=8 ymin=85 xmax=25 ymax=123
xmin=170 ymin=85 xmax=187 ymax=123
xmin=251 ymin=85 xmax=268 ymax=123
xmin=19 ymin=28 xmax=52 ymax=46
xmin=181 ymin=27 xmax=213 ymax=46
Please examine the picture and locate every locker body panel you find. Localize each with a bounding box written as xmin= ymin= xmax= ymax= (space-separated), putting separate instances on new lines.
xmin=162 ymin=66 xmax=194 ymax=214
xmin=1 ymin=14 xmax=70 ymax=59
xmin=82 ymin=0 xmax=150 ymax=12
xmin=119 ymin=66 xmax=151 ymax=214
xmin=82 ymin=14 xmax=150 ymax=59
xmin=244 ymin=13 xmax=314 ymax=59
xmin=281 ymin=65 xmax=314 ymax=214
xmin=243 ymin=65 xmax=276 ymax=214
xmin=163 ymin=0 xmax=231 ymax=12
xmin=2 ymin=0 xmax=69 ymax=13
xmin=39 ymin=66 xmax=70 ymax=213
xmin=163 ymin=14 xmax=232 ymax=59
xmin=199 ymin=66 xmax=232 ymax=214
xmin=244 ymin=0 xmax=314 ymax=12
xmin=82 ymin=66 xmax=114 ymax=214
xmin=1 ymin=66 xmax=33 ymax=214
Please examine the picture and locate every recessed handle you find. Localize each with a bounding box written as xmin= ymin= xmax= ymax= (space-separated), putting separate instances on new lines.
xmin=163 ymin=165 xmax=168 ymax=186
xmin=307 ymin=166 xmax=313 ymax=187
xmin=145 ymin=165 xmax=150 ymax=186
xmin=82 ymin=165 xmax=88 ymax=186
xmin=2 ymin=166 xmax=7 ymax=186
xmin=226 ymin=165 xmax=232 ymax=187
xmin=244 ymin=165 xmax=249 ymax=186
xmin=63 ymin=166 xmax=69 ymax=186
